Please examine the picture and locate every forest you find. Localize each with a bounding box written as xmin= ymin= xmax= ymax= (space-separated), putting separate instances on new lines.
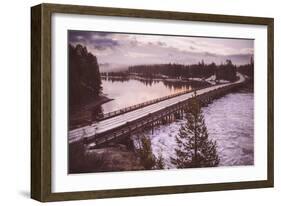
xmin=68 ymin=44 xmax=102 ymax=107
xmin=128 ymin=58 xmax=253 ymax=82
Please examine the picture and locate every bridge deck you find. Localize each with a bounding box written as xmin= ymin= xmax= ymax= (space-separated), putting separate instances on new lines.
xmin=69 ymin=73 xmax=245 ymax=143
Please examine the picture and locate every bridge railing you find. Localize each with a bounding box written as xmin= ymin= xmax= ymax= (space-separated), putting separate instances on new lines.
xmin=85 ymin=81 xmax=245 ymax=147
xmin=87 ymin=102 xmax=185 ymax=146
xmin=97 ymin=84 xmax=212 ymax=121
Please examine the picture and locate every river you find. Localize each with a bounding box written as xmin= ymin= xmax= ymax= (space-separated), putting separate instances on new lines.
xmin=134 ymin=90 xmax=254 ymax=168
xmin=100 ymin=77 xmax=254 ymax=168
xmin=100 ymin=77 xmax=208 ymax=113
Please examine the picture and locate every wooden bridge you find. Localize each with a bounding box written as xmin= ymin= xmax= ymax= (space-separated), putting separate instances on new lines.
xmin=69 ymin=73 xmax=246 ymax=148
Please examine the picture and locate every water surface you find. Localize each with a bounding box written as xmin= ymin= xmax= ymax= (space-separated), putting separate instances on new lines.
xmin=134 ymin=91 xmax=254 ymax=168
xmin=101 ymin=78 xmax=203 ymax=113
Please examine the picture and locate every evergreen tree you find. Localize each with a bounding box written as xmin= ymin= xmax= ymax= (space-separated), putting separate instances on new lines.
xmin=69 ymin=44 xmax=102 ymax=106
xmin=135 ymin=135 xmax=156 ymax=170
xmin=155 ymin=153 xmax=165 ymax=169
xmin=171 ymin=92 xmax=220 ymax=168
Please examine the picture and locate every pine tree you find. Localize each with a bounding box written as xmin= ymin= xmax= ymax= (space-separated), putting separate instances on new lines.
xmin=171 ymin=92 xmax=220 ymax=168
xmin=155 ymin=153 xmax=165 ymax=169
xmin=135 ymin=135 xmax=156 ymax=170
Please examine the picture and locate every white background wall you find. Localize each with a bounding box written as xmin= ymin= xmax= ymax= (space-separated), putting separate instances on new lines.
xmin=0 ymin=0 xmax=279 ymax=205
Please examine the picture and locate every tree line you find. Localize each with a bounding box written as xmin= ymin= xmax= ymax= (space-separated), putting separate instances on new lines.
xmin=69 ymin=44 xmax=102 ymax=106
xmin=237 ymin=56 xmax=254 ymax=79
xmin=128 ymin=59 xmax=253 ymax=82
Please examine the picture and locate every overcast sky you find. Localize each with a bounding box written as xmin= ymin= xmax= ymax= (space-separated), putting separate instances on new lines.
xmin=69 ymin=30 xmax=254 ymax=71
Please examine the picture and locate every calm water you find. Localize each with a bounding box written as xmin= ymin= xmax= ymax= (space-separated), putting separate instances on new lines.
xmin=133 ymin=91 xmax=254 ymax=168
xmin=101 ymin=78 xmax=204 ymax=113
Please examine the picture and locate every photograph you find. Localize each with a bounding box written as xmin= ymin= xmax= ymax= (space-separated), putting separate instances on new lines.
xmin=30 ymin=3 xmax=274 ymax=201
xmin=67 ymin=30 xmax=254 ymax=174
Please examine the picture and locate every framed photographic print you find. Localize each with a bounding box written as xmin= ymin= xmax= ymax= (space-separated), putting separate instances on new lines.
xmin=31 ymin=3 xmax=274 ymax=202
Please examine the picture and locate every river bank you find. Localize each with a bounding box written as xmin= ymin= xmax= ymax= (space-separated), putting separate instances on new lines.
xmin=69 ymin=95 xmax=113 ymax=130
xmin=69 ymin=140 xmax=144 ymax=173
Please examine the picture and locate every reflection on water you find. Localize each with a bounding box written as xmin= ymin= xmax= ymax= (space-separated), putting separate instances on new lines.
xmin=100 ymin=77 xmax=206 ymax=113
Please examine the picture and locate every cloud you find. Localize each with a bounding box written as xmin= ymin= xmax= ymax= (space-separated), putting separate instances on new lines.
xmin=157 ymin=41 xmax=167 ymax=47
xmin=190 ymin=46 xmax=196 ymax=50
xmin=91 ymin=38 xmax=119 ymax=50
xmin=204 ymin=52 xmax=217 ymax=57
xmin=69 ymin=30 xmax=120 ymax=51
xmin=125 ymin=51 xmax=155 ymax=58
xmin=68 ymin=30 xmax=254 ymax=67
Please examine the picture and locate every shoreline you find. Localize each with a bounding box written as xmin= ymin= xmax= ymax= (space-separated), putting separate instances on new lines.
xmin=102 ymin=74 xmax=214 ymax=85
xmin=69 ymin=95 xmax=113 ymax=130
xmin=68 ymin=139 xmax=144 ymax=173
